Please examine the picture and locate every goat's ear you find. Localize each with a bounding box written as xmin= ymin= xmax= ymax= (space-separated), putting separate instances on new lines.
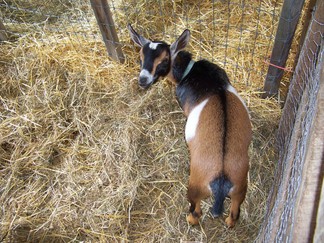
xmin=170 ymin=29 xmax=190 ymax=58
xmin=127 ymin=24 xmax=149 ymax=47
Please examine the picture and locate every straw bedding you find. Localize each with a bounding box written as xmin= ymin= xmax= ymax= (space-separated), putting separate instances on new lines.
xmin=0 ymin=0 xmax=284 ymax=242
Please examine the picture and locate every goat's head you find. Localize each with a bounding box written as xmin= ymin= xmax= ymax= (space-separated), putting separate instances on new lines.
xmin=127 ymin=24 xmax=190 ymax=89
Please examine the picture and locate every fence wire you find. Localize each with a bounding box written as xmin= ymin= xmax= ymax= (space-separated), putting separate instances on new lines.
xmin=1 ymin=0 xmax=322 ymax=241
xmin=0 ymin=0 xmax=284 ymax=87
xmin=0 ymin=0 xmax=100 ymax=44
xmin=256 ymin=1 xmax=324 ymax=241
xmin=109 ymin=0 xmax=283 ymax=85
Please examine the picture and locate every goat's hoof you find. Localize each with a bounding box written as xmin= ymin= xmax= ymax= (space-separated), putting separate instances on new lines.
xmin=187 ymin=213 xmax=199 ymax=225
xmin=225 ymin=216 xmax=235 ymax=228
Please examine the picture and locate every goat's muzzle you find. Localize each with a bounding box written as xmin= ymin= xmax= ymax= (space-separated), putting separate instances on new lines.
xmin=138 ymin=76 xmax=151 ymax=89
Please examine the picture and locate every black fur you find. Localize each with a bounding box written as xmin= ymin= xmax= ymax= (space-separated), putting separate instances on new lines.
xmin=174 ymin=51 xmax=229 ymax=158
xmin=174 ymin=51 xmax=230 ymax=108
xmin=155 ymin=58 xmax=170 ymax=78
xmin=174 ymin=52 xmax=232 ymax=218
xmin=142 ymin=41 xmax=170 ymax=79
xmin=210 ymin=175 xmax=233 ymax=217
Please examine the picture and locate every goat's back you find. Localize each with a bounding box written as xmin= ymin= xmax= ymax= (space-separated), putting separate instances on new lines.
xmin=187 ymin=90 xmax=251 ymax=189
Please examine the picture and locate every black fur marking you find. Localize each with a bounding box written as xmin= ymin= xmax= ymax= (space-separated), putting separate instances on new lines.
xmin=237 ymin=207 xmax=241 ymax=219
xmin=192 ymin=211 xmax=200 ymax=218
xmin=174 ymin=51 xmax=230 ymax=108
xmin=188 ymin=200 xmax=196 ymax=213
xmin=230 ymin=208 xmax=240 ymax=220
xmin=142 ymin=41 xmax=170 ymax=77
xmin=174 ymin=51 xmax=229 ymax=158
xmin=210 ymin=175 xmax=233 ymax=217
xmin=154 ymin=58 xmax=170 ymax=78
xmin=173 ymin=51 xmax=193 ymax=82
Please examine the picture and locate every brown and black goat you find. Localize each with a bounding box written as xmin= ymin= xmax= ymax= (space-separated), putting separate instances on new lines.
xmin=127 ymin=24 xmax=252 ymax=227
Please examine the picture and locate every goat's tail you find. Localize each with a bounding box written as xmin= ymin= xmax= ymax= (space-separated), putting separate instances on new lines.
xmin=210 ymin=175 xmax=232 ymax=217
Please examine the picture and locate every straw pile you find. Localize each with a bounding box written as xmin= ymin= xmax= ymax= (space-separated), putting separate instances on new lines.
xmin=1 ymin=0 xmax=284 ymax=242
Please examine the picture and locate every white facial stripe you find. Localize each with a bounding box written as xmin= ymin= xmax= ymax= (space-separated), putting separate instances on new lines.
xmin=185 ymin=98 xmax=209 ymax=142
xmin=139 ymin=69 xmax=153 ymax=84
xmin=149 ymin=42 xmax=160 ymax=50
xmin=226 ymin=84 xmax=249 ymax=114
xmin=140 ymin=69 xmax=153 ymax=79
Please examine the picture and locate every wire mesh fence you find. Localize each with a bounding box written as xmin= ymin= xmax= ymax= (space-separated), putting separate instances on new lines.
xmin=114 ymin=0 xmax=285 ymax=86
xmin=0 ymin=0 xmax=103 ymax=51
xmin=0 ymin=0 xmax=286 ymax=87
xmin=2 ymin=0 xmax=322 ymax=241
xmin=257 ymin=0 xmax=324 ymax=240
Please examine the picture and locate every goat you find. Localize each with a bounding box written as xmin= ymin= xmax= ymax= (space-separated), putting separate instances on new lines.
xmin=128 ymin=24 xmax=252 ymax=227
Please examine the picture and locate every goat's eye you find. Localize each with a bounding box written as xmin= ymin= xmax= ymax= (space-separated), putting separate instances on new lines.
xmin=163 ymin=57 xmax=169 ymax=63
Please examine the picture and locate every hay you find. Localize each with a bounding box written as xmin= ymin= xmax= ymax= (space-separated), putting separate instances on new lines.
xmin=0 ymin=0 xmax=284 ymax=242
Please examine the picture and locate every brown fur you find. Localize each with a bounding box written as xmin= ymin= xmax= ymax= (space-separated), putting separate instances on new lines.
xmin=128 ymin=24 xmax=251 ymax=227
xmin=185 ymin=91 xmax=252 ymax=227
xmin=166 ymin=70 xmax=177 ymax=85
xmin=152 ymin=50 xmax=169 ymax=75
xmin=140 ymin=49 xmax=169 ymax=76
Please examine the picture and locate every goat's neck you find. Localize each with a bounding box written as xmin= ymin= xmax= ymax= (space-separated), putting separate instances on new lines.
xmin=167 ymin=51 xmax=193 ymax=85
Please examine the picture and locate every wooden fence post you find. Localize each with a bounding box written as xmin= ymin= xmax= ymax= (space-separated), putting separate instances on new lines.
xmin=292 ymin=0 xmax=317 ymax=72
xmin=90 ymin=0 xmax=125 ymax=63
xmin=0 ymin=19 xmax=8 ymax=41
xmin=262 ymin=0 xmax=305 ymax=98
xmin=256 ymin=0 xmax=324 ymax=241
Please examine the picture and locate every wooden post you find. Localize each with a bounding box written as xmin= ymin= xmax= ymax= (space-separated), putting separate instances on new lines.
xmin=256 ymin=0 xmax=324 ymax=241
xmin=262 ymin=0 xmax=305 ymax=98
xmin=292 ymin=0 xmax=317 ymax=73
xmin=291 ymin=54 xmax=324 ymax=242
xmin=0 ymin=19 xmax=8 ymax=41
xmin=291 ymin=1 xmax=324 ymax=239
xmin=90 ymin=0 xmax=125 ymax=63
xmin=291 ymin=39 xmax=324 ymax=242
xmin=314 ymin=179 xmax=324 ymax=243
xmin=277 ymin=0 xmax=324 ymax=150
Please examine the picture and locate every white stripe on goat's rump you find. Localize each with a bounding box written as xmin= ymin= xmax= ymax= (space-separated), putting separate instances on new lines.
xmin=185 ymin=98 xmax=209 ymax=142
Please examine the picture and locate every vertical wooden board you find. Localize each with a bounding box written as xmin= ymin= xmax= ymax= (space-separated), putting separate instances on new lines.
xmin=314 ymin=180 xmax=324 ymax=243
xmin=90 ymin=0 xmax=125 ymax=63
xmin=277 ymin=0 xmax=324 ymax=152
xmin=262 ymin=0 xmax=305 ymax=98
xmin=292 ymin=0 xmax=317 ymax=73
xmin=257 ymin=0 xmax=324 ymax=241
xmin=292 ymin=46 xmax=324 ymax=242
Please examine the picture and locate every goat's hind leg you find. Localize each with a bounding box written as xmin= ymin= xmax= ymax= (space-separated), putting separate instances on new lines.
xmin=186 ymin=186 xmax=203 ymax=225
xmin=225 ymin=184 xmax=247 ymax=228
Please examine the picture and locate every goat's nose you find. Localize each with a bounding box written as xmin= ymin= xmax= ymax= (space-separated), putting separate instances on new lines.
xmin=139 ymin=76 xmax=148 ymax=87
